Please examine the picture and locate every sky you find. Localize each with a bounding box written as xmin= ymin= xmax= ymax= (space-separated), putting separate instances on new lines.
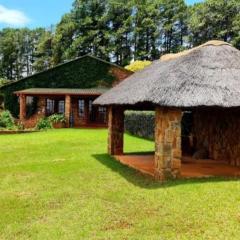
xmin=0 ymin=0 xmax=202 ymax=29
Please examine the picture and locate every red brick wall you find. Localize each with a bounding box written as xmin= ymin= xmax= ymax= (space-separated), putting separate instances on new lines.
xmin=109 ymin=67 xmax=133 ymax=86
xmin=21 ymin=96 xmax=46 ymax=128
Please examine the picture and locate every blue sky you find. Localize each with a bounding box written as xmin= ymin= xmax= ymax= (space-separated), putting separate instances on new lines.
xmin=0 ymin=0 xmax=202 ymax=29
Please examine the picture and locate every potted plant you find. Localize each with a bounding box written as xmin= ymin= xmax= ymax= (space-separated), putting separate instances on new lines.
xmin=48 ymin=114 xmax=66 ymax=128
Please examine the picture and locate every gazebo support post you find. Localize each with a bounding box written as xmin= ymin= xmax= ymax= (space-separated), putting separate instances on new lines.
xmin=154 ymin=107 xmax=182 ymax=181
xmin=65 ymin=95 xmax=71 ymax=128
xmin=19 ymin=94 xmax=26 ymax=122
xmin=108 ymin=106 xmax=124 ymax=155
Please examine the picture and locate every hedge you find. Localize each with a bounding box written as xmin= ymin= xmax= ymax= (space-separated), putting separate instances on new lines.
xmin=124 ymin=111 xmax=155 ymax=140
xmin=124 ymin=111 xmax=192 ymax=140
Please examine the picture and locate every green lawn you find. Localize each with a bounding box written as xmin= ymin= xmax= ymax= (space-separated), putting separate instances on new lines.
xmin=0 ymin=129 xmax=240 ymax=239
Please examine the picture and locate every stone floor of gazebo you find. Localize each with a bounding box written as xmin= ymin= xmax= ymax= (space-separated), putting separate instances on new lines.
xmin=115 ymin=155 xmax=240 ymax=178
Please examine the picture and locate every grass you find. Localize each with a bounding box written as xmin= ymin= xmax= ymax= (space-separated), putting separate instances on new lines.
xmin=0 ymin=129 xmax=240 ymax=239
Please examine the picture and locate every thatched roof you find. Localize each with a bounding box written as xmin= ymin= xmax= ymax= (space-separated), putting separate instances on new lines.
xmin=94 ymin=41 xmax=240 ymax=108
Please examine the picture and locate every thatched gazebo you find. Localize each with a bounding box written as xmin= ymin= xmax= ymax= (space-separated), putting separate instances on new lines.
xmin=94 ymin=41 xmax=240 ymax=181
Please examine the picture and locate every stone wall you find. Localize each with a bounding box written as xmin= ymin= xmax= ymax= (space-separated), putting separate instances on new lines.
xmin=154 ymin=107 xmax=182 ymax=181
xmin=193 ymin=109 xmax=240 ymax=166
xmin=108 ymin=106 xmax=124 ymax=155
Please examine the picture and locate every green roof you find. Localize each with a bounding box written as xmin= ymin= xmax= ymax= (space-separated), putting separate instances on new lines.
xmin=14 ymin=88 xmax=109 ymax=96
xmin=0 ymin=55 xmax=132 ymax=90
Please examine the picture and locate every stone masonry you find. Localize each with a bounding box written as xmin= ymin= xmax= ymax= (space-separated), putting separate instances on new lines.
xmin=193 ymin=108 xmax=240 ymax=166
xmin=108 ymin=106 xmax=124 ymax=155
xmin=154 ymin=107 xmax=182 ymax=181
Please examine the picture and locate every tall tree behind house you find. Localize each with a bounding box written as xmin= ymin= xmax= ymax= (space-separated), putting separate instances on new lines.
xmin=0 ymin=0 xmax=240 ymax=81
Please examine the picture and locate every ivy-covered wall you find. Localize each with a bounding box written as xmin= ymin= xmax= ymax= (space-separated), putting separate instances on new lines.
xmin=0 ymin=55 xmax=131 ymax=117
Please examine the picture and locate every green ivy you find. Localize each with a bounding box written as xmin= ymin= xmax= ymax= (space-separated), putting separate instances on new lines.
xmin=35 ymin=118 xmax=52 ymax=131
xmin=0 ymin=56 xmax=116 ymax=117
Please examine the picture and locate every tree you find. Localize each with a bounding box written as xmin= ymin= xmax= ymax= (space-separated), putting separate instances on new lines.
xmin=125 ymin=60 xmax=152 ymax=72
xmin=33 ymin=30 xmax=54 ymax=72
xmin=52 ymin=13 xmax=76 ymax=65
xmin=0 ymin=78 xmax=9 ymax=87
xmin=188 ymin=0 xmax=240 ymax=47
xmin=65 ymin=0 xmax=110 ymax=60
xmin=0 ymin=28 xmax=49 ymax=80
xmin=132 ymin=0 xmax=160 ymax=60
xmin=159 ymin=0 xmax=188 ymax=53
xmin=107 ymin=0 xmax=133 ymax=65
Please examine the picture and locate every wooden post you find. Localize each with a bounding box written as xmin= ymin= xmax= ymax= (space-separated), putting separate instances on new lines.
xmin=154 ymin=107 xmax=182 ymax=181
xmin=65 ymin=95 xmax=71 ymax=128
xmin=37 ymin=97 xmax=46 ymax=117
xmin=19 ymin=94 xmax=26 ymax=122
xmin=108 ymin=106 xmax=124 ymax=155
xmin=84 ymin=99 xmax=89 ymax=124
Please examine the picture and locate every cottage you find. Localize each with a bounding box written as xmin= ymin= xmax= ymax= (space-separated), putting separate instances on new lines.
xmin=94 ymin=41 xmax=240 ymax=180
xmin=0 ymin=55 xmax=132 ymax=128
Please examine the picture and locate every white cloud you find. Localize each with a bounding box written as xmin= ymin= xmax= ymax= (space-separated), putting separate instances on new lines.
xmin=0 ymin=5 xmax=30 ymax=27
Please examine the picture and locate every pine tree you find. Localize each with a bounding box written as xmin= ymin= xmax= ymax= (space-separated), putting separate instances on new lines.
xmin=107 ymin=0 xmax=133 ymax=65
xmin=66 ymin=0 xmax=110 ymax=60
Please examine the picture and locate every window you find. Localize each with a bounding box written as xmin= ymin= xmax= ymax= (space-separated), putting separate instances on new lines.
xmin=58 ymin=100 xmax=65 ymax=114
xmin=46 ymin=99 xmax=55 ymax=115
xmin=78 ymin=99 xmax=85 ymax=118
xmin=98 ymin=106 xmax=107 ymax=123
xmin=89 ymin=100 xmax=93 ymax=114
xmin=26 ymin=96 xmax=37 ymax=118
xmin=26 ymin=96 xmax=33 ymax=105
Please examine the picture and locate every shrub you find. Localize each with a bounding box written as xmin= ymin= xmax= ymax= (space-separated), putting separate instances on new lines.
xmin=124 ymin=111 xmax=193 ymax=140
xmin=0 ymin=110 xmax=15 ymax=130
xmin=48 ymin=114 xmax=66 ymax=124
xmin=125 ymin=60 xmax=152 ymax=72
xmin=124 ymin=111 xmax=155 ymax=140
xmin=36 ymin=117 xmax=52 ymax=130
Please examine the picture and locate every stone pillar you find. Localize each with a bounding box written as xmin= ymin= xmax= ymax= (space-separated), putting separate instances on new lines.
xmin=108 ymin=106 xmax=124 ymax=155
xmin=154 ymin=107 xmax=182 ymax=181
xmin=65 ymin=95 xmax=71 ymax=128
xmin=19 ymin=94 xmax=26 ymax=121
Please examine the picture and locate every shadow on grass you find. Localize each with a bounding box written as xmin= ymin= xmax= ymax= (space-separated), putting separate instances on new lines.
xmin=93 ymin=153 xmax=240 ymax=189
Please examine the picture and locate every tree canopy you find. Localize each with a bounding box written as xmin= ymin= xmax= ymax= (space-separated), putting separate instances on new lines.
xmin=0 ymin=0 xmax=239 ymax=80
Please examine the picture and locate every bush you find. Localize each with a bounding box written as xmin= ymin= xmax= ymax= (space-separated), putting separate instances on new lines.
xmin=48 ymin=114 xmax=66 ymax=124
xmin=36 ymin=117 xmax=52 ymax=130
xmin=125 ymin=60 xmax=152 ymax=72
xmin=124 ymin=111 xmax=193 ymax=140
xmin=124 ymin=111 xmax=155 ymax=140
xmin=0 ymin=110 xmax=15 ymax=130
